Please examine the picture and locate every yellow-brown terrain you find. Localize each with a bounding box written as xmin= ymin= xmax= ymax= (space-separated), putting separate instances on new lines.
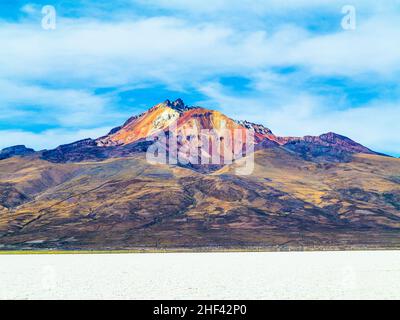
xmin=0 ymin=100 xmax=399 ymax=251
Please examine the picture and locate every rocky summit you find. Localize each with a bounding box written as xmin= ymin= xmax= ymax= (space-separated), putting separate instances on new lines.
xmin=0 ymin=145 xmax=35 ymax=161
xmin=0 ymin=99 xmax=399 ymax=251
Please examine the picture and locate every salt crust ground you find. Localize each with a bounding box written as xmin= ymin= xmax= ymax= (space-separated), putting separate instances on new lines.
xmin=1 ymin=251 xmax=399 ymax=300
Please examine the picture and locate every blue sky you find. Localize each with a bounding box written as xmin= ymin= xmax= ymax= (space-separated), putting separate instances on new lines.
xmin=0 ymin=0 xmax=399 ymax=156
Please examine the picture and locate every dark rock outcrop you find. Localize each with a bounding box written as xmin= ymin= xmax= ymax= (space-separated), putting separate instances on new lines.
xmin=281 ymin=132 xmax=384 ymax=162
xmin=41 ymin=138 xmax=153 ymax=163
xmin=0 ymin=145 xmax=35 ymax=160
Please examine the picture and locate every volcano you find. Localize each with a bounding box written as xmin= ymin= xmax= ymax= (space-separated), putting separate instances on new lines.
xmin=0 ymin=99 xmax=399 ymax=251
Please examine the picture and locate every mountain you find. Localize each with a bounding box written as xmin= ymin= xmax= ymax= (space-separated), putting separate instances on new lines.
xmin=277 ymin=132 xmax=381 ymax=162
xmin=0 ymin=99 xmax=399 ymax=251
xmin=0 ymin=145 xmax=34 ymax=160
xmin=37 ymin=99 xmax=380 ymax=165
xmin=97 ymin=98 xmax=267 ymax=146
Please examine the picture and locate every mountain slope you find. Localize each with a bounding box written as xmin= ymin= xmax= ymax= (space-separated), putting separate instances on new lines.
xmin=0 ymin=147 xmax=399 ymax=250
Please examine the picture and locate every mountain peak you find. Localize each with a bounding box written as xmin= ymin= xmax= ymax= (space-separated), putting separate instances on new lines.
xmin=0 ymin=145 xmax=35 ymax=160
xmin=163 ymin=98 xmax=192 ymax=113
xmin=236 ymin=120 xmax=273 ymax=136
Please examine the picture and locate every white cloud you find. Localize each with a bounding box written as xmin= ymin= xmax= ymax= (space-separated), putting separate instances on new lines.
xmin=0 ymin=79 xmax=113 ymax=127
xmin=289 ymin=16 xmax=400 ymax=76
xmin=2 ymin=9 xmax=400 ymax=87
xmin=0 ymin=127 xmax=112 ymax=151
xmin=20 ymin=4 xmax=39 ymax=16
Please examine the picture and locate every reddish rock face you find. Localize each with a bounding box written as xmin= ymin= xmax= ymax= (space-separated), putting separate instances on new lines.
xmin=96 ymin=102 xmax=182 ymax=146
xmin=96 ymin=100 xmax=271 ymax=143
xmin=96 ymin=99 xmax=277 ymax=147
xmin=94 ymin=99 xmax=280 ymax=165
